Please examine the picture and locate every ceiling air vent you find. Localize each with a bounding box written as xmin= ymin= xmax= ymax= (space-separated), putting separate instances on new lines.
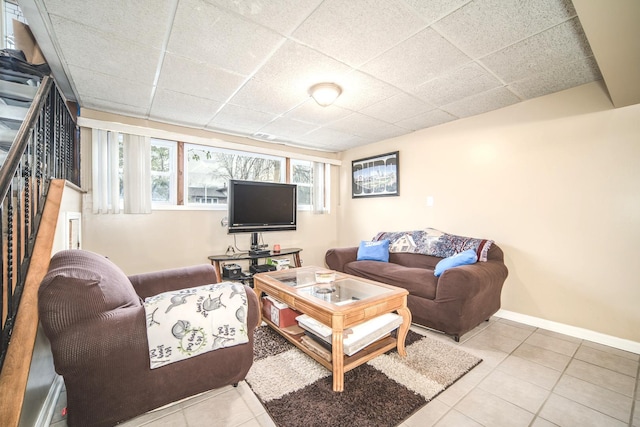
xmin=253 ymin=132 xmax=277 ymax=141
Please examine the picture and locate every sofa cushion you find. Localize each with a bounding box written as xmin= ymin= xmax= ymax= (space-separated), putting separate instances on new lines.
xmin=356 ymin=239 xmax=389 ymax=262
xmin=388 ymin=252 xmax=440 ymax=270
xmin=434 ymin=249 xmax=478 ymax=277
xmin=344 ymin=261 xmax=437 ymax=300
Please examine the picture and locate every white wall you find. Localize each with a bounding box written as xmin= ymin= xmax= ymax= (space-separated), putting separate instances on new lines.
xmin=337 ymin=81 xmax=640 ymax=343
xmin=52 ymin=184 xmax=83 ymax=253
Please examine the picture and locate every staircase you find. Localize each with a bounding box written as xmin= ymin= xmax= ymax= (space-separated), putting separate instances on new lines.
xmin=0 ymin=51 xmax=79 ymax=427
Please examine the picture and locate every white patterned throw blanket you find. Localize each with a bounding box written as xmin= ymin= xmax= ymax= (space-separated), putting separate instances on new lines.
xmin=374 ymin=228 xmax=494 ymax=262
xmin=143 ymin=282 xmax=249 ymax=369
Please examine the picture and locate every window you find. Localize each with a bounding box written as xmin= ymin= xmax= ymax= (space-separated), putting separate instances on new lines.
xmin=150 ymin=139 xmax=177 ymax=205
xmin=184 ymin=144 xmax=285 ymax=206
xmin=98 ymin=136 xmax=331 ymax=212
xmin=291 ymin=160 xmax=313 ymax=208
xmin=291 ymin=160 xmax=330 ymax=212
xmin=3 ymin=0 xmax=26 ymax=49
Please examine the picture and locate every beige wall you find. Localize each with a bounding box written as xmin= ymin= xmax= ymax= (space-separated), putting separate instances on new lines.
xmin=337 ymin=81 xmax=640 ymax=343
xmin=83 ymin=205 xmax=338 ymax=275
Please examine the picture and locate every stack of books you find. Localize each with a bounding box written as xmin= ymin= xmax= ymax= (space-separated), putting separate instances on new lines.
xmin=296 ymin=313 xmax=403 ymax=356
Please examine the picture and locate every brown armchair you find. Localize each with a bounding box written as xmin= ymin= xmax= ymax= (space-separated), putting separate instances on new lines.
xmin=38 ymin=250 xmax=259 ymax=427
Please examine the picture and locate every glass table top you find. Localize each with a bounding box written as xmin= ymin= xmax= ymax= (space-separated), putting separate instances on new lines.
xmin=265 ymin=267 xmax=394 ymax=305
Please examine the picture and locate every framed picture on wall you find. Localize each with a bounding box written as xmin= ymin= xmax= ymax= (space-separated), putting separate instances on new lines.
xmin=352 ymin=151 xmax=399 ymax=198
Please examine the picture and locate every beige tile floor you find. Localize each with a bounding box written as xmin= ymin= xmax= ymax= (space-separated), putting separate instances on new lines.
xmin=50 ymin=318 xmax=640 ymax=427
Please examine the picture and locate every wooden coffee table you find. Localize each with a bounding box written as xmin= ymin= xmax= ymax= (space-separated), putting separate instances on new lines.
xmin=253 ymin=266 xmax=412 ymax=392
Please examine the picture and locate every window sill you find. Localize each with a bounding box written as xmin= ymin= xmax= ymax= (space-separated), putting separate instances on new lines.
xmin=152 ymin=204 xmax=227 ymax=211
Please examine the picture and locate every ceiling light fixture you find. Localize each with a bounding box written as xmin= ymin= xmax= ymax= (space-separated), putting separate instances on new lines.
xmin=309 ymin=82 xmax=342 ymax=107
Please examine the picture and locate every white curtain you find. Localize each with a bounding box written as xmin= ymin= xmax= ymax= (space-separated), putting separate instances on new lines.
xmin=313 ymin=161 xmax=327 ymax=214
xmin=92 ymin=129 xmax=151 ymax=214
xmin=123 ymin=134 xmax=152 ymax=214
xmin=91 ymin=129 xmax=120 ymax=214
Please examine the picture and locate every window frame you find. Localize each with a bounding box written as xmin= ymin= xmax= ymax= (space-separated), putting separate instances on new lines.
xmin=183 ymin=144 xmax=286 ymax=209
xmin=150 ymin=138 xmax=178 ymax=206
xmin=290 ymin=159 xmax=314 ymax=211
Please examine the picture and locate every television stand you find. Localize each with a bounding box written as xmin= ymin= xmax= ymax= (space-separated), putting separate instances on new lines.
xmin=208 ymin=248 xmax=303 ymax=283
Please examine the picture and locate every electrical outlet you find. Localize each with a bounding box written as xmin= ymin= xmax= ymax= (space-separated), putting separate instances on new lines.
xmin=426 ymin=196 xmax=434 ymax=207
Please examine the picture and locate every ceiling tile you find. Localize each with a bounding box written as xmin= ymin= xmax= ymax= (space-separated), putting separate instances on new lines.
xmin=403 ymin=0 xmax=471 ymax=25
xmin=361 ymin=28 xmax=471 ymax=90
xmin=207 ymin=104 xmax=278 ymax=134
xmin=360 ymin=93 xmax=434 ymax=123
xmin=257 ymin=117 xmax=319 ymax=141
xmin=250 ymin=41 xmax=352 ymax=97
xmin=81 ymin=96 xmax=150 ymax=118
xmin=328 ymin=112 xmax=405 ymax=140
xmin=167 ymin=0 xmax=285 ymax=75
xmin=292 ymin=0 xmax=426 ymax=67
xmin=157 ymin=53 xmax=247 ymax=101
xmin=442 ymin=87 xmax=520 ymax=118
xmin=284 ymin=100 xmax=353 ymax=126
xmin=508 ymin=56 xmax=601 ymax=99
xmin=150 ymin=90 xmax=222 ymax=127
xmin=394 ymin=109 xmax=456 ymax=131
xmin=413 ymin=62 xmax=503 ymax=106
xmin=296 ymin=127 xmax=367 ymax=151
xmin=332 ymin=71 xmax=403 ymax=111
xmin=227 ymin=78 xmax=305 ymax=115
xmin=480 ymin=18 xmax=594 ymax=83
xmin=50 ymin=16 xmax=161 ymax=84
xmin=432 ymin=0 xmax=577 ymax=57
xmin=44 ymin=0 xmax=175 ymax=49
xmin=206 ymin=0 xmax=324 ymax=36
xmin=69 ymin=65 xmax=153 ymax=108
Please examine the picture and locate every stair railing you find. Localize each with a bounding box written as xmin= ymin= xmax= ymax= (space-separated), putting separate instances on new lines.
xmin=0 ymin=74 xmax=79 ymax=371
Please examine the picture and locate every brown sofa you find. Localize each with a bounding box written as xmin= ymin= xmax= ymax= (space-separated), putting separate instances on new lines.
xmin=325 ymin=244 xmax=508 ymax=341
xmin=38 ymin=250 xmax=260 ymax=427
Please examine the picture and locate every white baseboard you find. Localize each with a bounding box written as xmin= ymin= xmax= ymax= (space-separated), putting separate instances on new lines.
xmin=34 ymin=375 xmax=64 ymax=427
xmin=494 ymin=309 xmax=640 ymax=355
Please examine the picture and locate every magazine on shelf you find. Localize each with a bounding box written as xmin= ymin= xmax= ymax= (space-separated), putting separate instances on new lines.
xmin=300 ymin=336 xmax=331 ymax=362
xmin=295 ymin=312 xmax=404 ymax=356
xmin=299 ymin=326 xmax=332 ymax=351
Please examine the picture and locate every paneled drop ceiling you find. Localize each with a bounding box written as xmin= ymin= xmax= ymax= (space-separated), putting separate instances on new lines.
xmin=17 ymin=0 xmax=635 ymax=152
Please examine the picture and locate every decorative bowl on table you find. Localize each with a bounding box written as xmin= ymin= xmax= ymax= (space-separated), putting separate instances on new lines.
xmin=315 ymin=270 xmax=336 ymax=284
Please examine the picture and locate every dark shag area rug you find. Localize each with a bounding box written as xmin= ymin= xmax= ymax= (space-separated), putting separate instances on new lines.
xmin=245 ymin=326 xmax=482 ymax=427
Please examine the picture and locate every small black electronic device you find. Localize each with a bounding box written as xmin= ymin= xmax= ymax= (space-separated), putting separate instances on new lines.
xmin=250 ymin=264 xmax=276 ymax=274
xmin=222 ymin=263 xmax=242 ymax=279
xmin=249 ymin=249 xmax=271 ymax=256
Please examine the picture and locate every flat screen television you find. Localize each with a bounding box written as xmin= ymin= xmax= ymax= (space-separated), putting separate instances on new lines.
xmin=227 ymin=179 xmax=297 ymax=235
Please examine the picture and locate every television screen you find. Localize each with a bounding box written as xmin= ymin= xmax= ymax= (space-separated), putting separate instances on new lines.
xmin=228 ymin=180 xmax=297 ymax=233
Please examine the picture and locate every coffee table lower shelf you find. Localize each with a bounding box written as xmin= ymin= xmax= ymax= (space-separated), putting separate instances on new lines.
xmin=262 ymin=317 xmax=399 ymax=384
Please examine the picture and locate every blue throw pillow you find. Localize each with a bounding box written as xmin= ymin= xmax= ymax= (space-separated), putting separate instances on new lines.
xmin=434 ymin=249 xmax=478 ymax=277
xmin=357 ymin=240 xmax=390 ymax=262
